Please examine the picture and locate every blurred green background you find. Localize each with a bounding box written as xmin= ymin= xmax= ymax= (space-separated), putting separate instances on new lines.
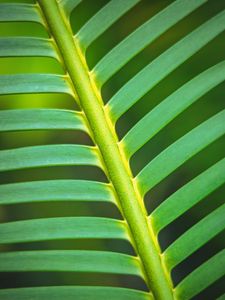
xmin=0 ymin=0 xmax=225 ymax=298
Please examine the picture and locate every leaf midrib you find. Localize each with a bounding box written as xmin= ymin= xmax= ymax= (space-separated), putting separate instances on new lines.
xmin=37 ymin=1 xmax=173 ymax=299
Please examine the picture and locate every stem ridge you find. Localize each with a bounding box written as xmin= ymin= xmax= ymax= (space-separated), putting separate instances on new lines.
xmin=38 ymin=1 xmax=174 ymax=299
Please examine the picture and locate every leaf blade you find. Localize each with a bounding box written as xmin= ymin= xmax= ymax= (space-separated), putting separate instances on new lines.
xmin=0 ymin=286 xmax=152 ymax=300
xmin=107 ymin=10 xmax=225 ymax=122
xmin=59 ymin=0 xmax=82 ymax=17
xmin=0 ymin=144 xmax=100 ymax=171
xmin=94 ymin=0 xmax=206 ymax=86
xmin=0 ymin=37 xmax=58 ymax=59
xmin=0 ymin=74 xmax=72 ymax=95
xmin=151 ymin=158 xmax=225 ymax=233
xmin=0 ymin=3 xmax=43 ymax=24
xmin=0 ymin=109 xmax=87 ymax=132
xmin=0 ymin=180 xmax=115 ymax=204
xmin=137 ymin=110 xmax=225 ymax=195
xmin=77 ymin=0 xmax=140 ymax=51
xmin=122 ymin=61 xmax=225 ymax=158
xmin=0 ymin=250 xmax=142 ymax=276
xmin=164 ymin=204 xmax=225 ymax=270
xmin=174 ymin=250 xmax=225 ymax=300
xmin=0 ymin=217 xmax=128 ymax=244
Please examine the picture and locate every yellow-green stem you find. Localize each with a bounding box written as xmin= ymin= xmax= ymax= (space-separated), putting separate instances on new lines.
xmin=38 ymin=1 xmax=174 ymax=299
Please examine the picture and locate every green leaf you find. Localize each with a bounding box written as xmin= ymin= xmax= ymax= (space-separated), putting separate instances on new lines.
xmin=0 ymin=217 xmax=128 ymax=244
xmin=174 ymin=250 xmax=225 ymax=300
xmin=94 ymin=0 xmax=206 ymax=86
xmin=1 ymin=0 xmax=224 ymax=298
xmin=0 ymin=250 xmax=142 ymax=276
xmin=59 ymin=0 xmax=82 ymax=17
xmin=0 ymin=74 xmax=72 ymax=95
xmin=0 ymin=109 xmax=87 ymax=132
xmin=77 ymin=0 xmax=140 ymax=51
xmin=0 ymin=3 xmax=43 ymax=23
xmin=0 ymin=37 xmax=58 ymax=59
xmin=122 ymin=61 xmax=225 ymax=158
xmin=0 ymin=180 xmax=115 ymax=204
xmin=151 ymin=158 xmax=225 ymax=233
xmin=0 ymin=286 xmax=152 ymax=300
xmin=107 ymin=10 xmax=225 ymax=122
xmin=0 ymin=144 xmax=100 ymax=171
xmin=217 ymin=294 xmax=225 ymax=300
xmin=137 ymin=110 xmax=225 ymax=195
xmin=164 ymin=204 xmax=225 ymax=270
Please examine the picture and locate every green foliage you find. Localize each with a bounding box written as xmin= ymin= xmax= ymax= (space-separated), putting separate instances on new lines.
xmin=0 ymin=0 xmax=224 ymax=299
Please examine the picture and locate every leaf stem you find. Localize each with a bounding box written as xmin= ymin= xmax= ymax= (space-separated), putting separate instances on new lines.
xmin=38 ymin=1 xmax=174 ymax=298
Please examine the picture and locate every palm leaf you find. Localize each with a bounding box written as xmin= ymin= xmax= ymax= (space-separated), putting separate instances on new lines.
xmin=0 ymin=0 xmax=224 ymax=299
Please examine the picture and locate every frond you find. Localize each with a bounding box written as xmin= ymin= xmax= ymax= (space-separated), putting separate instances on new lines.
xmin=0 ymin=0 xmax=224 ymax=299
